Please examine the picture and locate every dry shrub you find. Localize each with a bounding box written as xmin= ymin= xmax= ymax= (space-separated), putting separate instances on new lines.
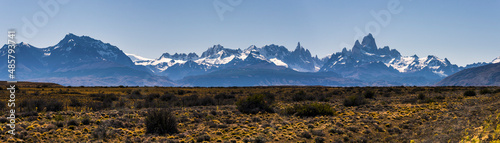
xmin=284 ymin=103 xmax=336 ymax=117
xmin=236 ymin=94 xmax=274 ymax=114
xmin=343 ymin=95 xmax=367 ymax=107
xmin=145 ymin=108 xmax=178 ymax=135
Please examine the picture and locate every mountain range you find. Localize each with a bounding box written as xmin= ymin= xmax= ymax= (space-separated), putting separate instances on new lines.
xmin=0 ymin=34 xmax=174 ymax=86
xmin=1 ymin=33 xmax=497 ymax=86
xmin=436 ymin=58 xmax=500 ymax=86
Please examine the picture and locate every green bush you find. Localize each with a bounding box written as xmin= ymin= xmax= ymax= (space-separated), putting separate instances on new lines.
xmin=92 ymin=122 xmax=116 ymax=140
xmin=300 ymin=131 xmax=312 ymax=139
xmin=69 ymin=98 xmax=82 ymax=107
xmin=146 ymin=93 xmax=160 ymax=102
xmin=214 ymin=93 xmax=237 ymax=105
xmin=328 ymin=128 xmax=345 ymax=134
xmin=81 ymin=117 xmax=91 ymax=125
xmin=160 ymin=92 xmax=177 ymax=102
xmin=214 ymin=93 xmax=235 ymax=100
xmin=146 ymin=109 xmax=178 ymax=135
xmin=315 ymin=137 xmax=326 ymax=143
xmin=22 ymin=98 xmax=64 ymax=112
xmin=418 ymin=93 xmax=426 ymax=100
xmin=464 ymin=90 xmax=477 ymax=97
xmin=284 ymin=103 xmax=336 ymax=117
xmin=196 ymin=133 xmax=211 ymax=142
xmin=0 ymin=101 xmax=6 ymax=111
xmin=236 ymin=94 xmax=274 ymax=114
xmin=45 ymin=100 xmax=64 ymax=112
xmin=67 ymin=119 xmax=79 ymax=126
xmin=480 ymin=89 xmax=491 ymax=95
xmin=494 ymin=89 xmax=500 ymax=93
xmin=343 ymin=95 xmax=367 ymax=107
xmin=291 ymin=90 xmax=315 ymax=102
xmin=180 ymin=95 xmax=216 ymax=107
xmin=364 ymin=91 xmax=375 ymax=99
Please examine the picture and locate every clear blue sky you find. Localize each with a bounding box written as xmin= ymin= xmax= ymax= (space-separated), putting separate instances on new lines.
xmin=1 ymin=0 xmax=499 ymax=66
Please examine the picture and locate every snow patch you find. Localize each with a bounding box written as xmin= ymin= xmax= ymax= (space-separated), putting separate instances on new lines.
xmin=433 ymin=70 xmax=447 ymax=77
xmin=97 ymin=50 xmax=117 ymax=59
xmin=363 ymin=52 xmax=375 ymax=56
xmin=125 ymin=53 xmax=154 ymax=62
xmin=269 ymin=58 xmax=288 ymax=67
xmin=195 ymin=54 xmax=235 ymax=65
xmin=492 ymin=56 xmax=500 ymax=64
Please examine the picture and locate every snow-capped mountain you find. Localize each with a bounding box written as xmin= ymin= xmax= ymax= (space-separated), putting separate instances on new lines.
xmin=126 ymin=33 xmax=465 ymax=85
xmin=132 ymin=43 xmax=326 ymax=80
xmin=126 ymin=53 xmax=153 ymax=62
xmin=0 ymin=33 xmax=175 ymax=86
xmin=43 ymin=33 xmax=136 ymax=68
xmin=463 ymin=56 xmax=500 ymax=69
xmin=196 ymin=44 xmax=240 ymax=67
xmin=437 ymin=62 xmax=500 ymax=86
xmin=493 ymin=56 xmax=500 ymax=64
xmin=437 ymin=56 xmax=500 ymax=86
xmin=320 ymin=34 xmax=461 ymax=85
xmin=2 ymin=33 xmax=484 ymax=86
xmin=285 ymin=43 xmax=325 ymax=72
xmin=386 ymin=55 xmax=459 ymax=77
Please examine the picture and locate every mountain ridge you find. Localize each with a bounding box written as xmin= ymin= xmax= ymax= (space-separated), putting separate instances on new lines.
xmin=436 ymin=63 xmax=500 ymax=86
xmin=2 ymin=33 xmax=495 ymax=86
xmin=0 ymin=34 xmax=175 ymax=86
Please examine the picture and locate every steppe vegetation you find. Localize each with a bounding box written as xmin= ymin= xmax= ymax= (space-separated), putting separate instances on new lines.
xmin=0 ymin=82 xmax=499 ymax=142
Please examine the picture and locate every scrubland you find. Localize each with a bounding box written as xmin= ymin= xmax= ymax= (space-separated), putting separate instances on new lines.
xmin=0 ymin=83 xmax=499 ymax=142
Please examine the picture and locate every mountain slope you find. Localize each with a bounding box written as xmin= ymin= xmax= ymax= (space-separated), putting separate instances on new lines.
xmin=320 ymin=34 xmax=461 ymax=85
xmin=134 ymin=43 xmax=326 ymax=80
xmin=462 ymin=56 xmax=500 ymax=69
xmin=492 ymin=56 xmax=500 ymax=64
xmin=0 ymin=33 xmax=479 ymax=86
xmin=0 ymin=34 xmax=175 ymax=86
xmin=126 ymin=53 xmax=153 ymax=62
xmin=436 ymin=63 xmax=500 ymax=86
xmin=179 ymin=62 xmax=362 ymax=87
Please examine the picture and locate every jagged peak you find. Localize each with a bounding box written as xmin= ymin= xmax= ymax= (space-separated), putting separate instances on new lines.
xmin=294 ymin=42 xmax=309 ymax=53
xmin=361 ymin=33 xmax=377 ymax=50
xmin=62 ymin=33 xmax=81 ymax=41
xmin=382 ymin=46 xmax=390 ymax=50
xmin=244 ymin=53 xmax=258 ymax=61
xmin=354 ymin=40 xmax=362 ymax=47
xmin=247 ymin=45 xmax=258 ymax=49
xmin=19 ymin=42 xmax=30 ymax=46
xmin=427 ymin=55 xmax=437 ymax=59
xmin=187 ymin=52 xmax=199 ymax=58
xmin=366 ymin=33 xmax=373 ymax=38
xmin=201 ymin=44 xmax=225 ymax=57
xmin=296 ymin=42 xmax=303 ymax=50
xmin=57 ymin=33 xmax=103 ymax=47
xmin=160 ymin=52 xmax=199 ymax=61
xmin=210 ymin=44 xmax=224 ymax=50
xmin=65 ymin=33 xmax=77 ymax=37
xmin=444 ymin=58 xmax=451 ymax=65
xmin=201 ymin=44 xmax=241 ymax=58
xmin=161 ymin=52 xmax=171 ymax=58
